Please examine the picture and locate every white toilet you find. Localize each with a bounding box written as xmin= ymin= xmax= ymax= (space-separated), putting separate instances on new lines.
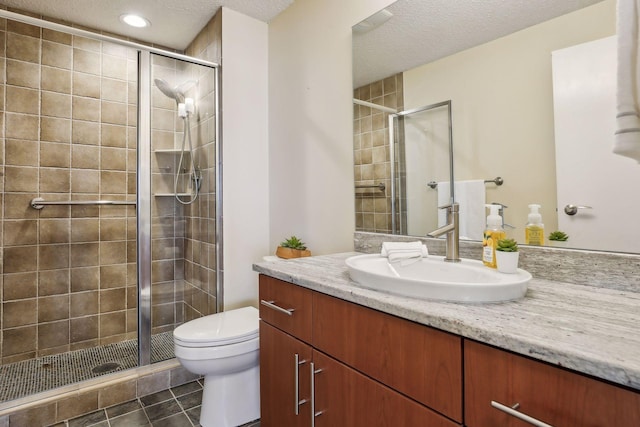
xmin=173 ymin=306 xmax=260 ymax=427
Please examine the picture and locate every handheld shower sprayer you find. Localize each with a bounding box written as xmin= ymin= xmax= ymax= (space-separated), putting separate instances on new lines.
xmin=154 ymin=78 xmax=200 ymax=205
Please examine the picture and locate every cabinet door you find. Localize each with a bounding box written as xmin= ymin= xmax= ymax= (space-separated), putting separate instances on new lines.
xmin=312 ymin=350 xmax=459 ymax=427
xmin=260 ymin=322 xmax=312 ymax=427
xmin=465 ymin=340 xmax=640 ymax=427
xmin=313 ymin=292 xmax=463 ymax=422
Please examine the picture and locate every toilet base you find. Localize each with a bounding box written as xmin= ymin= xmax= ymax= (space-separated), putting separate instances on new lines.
xmin=200 ymin=364 xmax=260 ymax=427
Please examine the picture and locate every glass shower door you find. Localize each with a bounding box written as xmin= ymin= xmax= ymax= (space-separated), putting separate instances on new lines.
xmin=148 ymin=53 xmax=219 ymax=363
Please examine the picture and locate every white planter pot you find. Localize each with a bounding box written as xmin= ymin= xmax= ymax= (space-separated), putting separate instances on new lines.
xmin=496 ymin=251 xmax=519 ymax=274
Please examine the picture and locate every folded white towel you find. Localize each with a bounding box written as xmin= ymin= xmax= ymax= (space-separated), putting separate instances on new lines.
xmin=614 ymin=0 xmax=640 ymax=163
xmin=381 ymin=241 xmax=428 ymax=266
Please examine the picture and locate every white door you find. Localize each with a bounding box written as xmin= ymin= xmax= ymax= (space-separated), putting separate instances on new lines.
xmin=552 ymin=36 xmax=640 ymax=253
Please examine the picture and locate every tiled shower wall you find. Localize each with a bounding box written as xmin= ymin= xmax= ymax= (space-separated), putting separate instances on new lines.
xmin=353 ymin=73 xmax=403 ymax=234
xmin=181 ymin=12 xmax=221 ymax=323
xmin=0 ymin=17 xmax=139 ymax=363
xmin=149 ymin=51 xmax=219 ymax=331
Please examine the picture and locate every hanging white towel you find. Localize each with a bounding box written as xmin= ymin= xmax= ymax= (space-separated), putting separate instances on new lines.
xmin=437 ymin=180 xmax=486 ymax=240
xmin=614 ymin=0 xmax=640 ymax=163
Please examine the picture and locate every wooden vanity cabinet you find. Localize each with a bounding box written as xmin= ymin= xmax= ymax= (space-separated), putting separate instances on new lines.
xmin=313 ymin=291 xmax=463 ymax=422
xmin=465 ymin=340 xmax=640 ymax=427
xmin=259 ymin=275 xmax=461 ymax=427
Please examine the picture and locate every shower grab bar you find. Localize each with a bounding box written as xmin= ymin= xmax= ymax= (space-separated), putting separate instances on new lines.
xmin=355 ymin=183 xmax=386 ymax=191
xmin=427 ymin=177 xmax=504 ymax=189
xmin=30 ymin=197 xmax=136 ymax=210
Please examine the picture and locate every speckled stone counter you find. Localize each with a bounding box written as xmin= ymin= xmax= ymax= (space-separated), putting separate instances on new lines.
xmin=253 ymin=253 xmax=640 ymax=391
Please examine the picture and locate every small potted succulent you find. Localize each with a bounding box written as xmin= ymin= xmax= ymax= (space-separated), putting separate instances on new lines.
xmin=495 ymin=238 xmax=519 ymax=274
xmin=275 ymin=236 xmax=311 ymax=259
xmin=548 ymin=231 xmax=569 ymax=247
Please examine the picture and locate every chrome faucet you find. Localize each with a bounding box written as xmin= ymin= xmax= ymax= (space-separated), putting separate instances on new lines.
xmin=427 ymin=203 xmax=461 ymax=263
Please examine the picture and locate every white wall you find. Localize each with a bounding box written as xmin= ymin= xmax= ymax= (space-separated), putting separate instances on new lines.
xmin=221 ymin=8 xmax=269 ymax=309
xmin=268 ymin=0 xmax=395 ymax=255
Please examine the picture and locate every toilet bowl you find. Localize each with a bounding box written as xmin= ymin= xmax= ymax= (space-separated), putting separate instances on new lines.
xmin=174 ymin=306 xmax=260 ymax=427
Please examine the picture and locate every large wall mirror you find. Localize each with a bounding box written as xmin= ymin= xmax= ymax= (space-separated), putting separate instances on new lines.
xmin=353 ymin=0 xmax=640 ymax=254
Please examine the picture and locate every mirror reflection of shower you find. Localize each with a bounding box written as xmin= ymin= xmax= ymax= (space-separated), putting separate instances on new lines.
xmin=154 ymin=78 xmax=202 ymax=205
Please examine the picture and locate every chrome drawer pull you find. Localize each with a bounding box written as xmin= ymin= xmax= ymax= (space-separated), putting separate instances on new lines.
xmin=491 ymin=401 xmax=554 ymax=427
xmin=294 ymin=353 xmax=308 ymax=415
xmin=310 ymin=363 xmax=324 ymax=427
xmin=260 ymin=299 xmax=295 ymax=316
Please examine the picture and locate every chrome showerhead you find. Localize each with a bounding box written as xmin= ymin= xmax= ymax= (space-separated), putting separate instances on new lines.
xmin=154 ymin=78 xmax=185 ymax=104
xmin=154 ymin=78 xmax=198 ymax=105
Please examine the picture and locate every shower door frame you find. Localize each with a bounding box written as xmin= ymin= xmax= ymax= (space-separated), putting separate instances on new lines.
xmin=388 ymin=100 xmax=454 ymax=234
xmin=0 ymin=9 xmax=224 ymax=368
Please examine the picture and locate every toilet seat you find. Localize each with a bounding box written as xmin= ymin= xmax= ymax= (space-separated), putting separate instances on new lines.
xmin=174 ymin=306 xmax=259 ymax=348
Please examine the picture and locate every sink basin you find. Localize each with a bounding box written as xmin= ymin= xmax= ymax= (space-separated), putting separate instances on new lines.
xmin=345 ymin=254 xmax=531 ymax=303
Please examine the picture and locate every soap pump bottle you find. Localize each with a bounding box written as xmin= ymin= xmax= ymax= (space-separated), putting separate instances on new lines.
xmin=482 ymin=204 xmax=506 ymax=268
xmin=525 ymin=204 xmax=545 ymax=246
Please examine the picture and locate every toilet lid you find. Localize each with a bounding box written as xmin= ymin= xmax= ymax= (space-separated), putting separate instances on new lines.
xmin=174 ymin=306 xmax=259 ymax=346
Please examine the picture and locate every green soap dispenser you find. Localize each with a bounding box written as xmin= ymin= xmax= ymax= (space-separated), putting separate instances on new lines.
xmin=482 ymin=204 xmax=506 ymax=268
xmin=525 ymin=204 xmax=544 ymax=246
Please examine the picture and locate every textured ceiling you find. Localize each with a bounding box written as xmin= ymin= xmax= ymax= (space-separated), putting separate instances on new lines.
xmin=0 ymin=0 xmax=293 ymax=50
xmin=353 ymin=0 xmax=605 ymax=88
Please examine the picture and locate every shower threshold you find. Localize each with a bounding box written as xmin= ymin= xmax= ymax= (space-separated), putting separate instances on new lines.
xmin=0 ymin=331 xmax=175 ymax=403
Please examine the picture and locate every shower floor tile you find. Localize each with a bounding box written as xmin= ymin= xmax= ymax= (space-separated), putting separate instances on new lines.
xmin=50 ymin=380 xmax=261 ymax=427
xmin=0 ymin=331 xmax=175 ymax=403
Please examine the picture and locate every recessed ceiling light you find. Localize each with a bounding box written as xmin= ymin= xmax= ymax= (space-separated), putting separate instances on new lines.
xmin=120 ymin=14 xmax=150 ymax=28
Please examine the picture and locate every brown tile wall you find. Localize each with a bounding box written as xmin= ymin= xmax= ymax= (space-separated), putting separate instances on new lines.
xmin=181 ymin=12 xmax=221 ymax=322
xmin=0 ymin=17 xmax=139 ymax=364
xmin=353 ymin=74 xmax=404 ymax=234
xmin=0 ymin=7 xmax=220 ymax=370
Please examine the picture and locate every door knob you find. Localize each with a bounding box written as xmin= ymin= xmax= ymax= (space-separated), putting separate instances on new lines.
xmin=564 ymin=204 xmax=592 ymax=216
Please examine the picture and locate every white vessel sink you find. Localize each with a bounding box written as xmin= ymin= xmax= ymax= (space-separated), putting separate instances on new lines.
xmin=345 ymin=254 xmax=531 ymax=303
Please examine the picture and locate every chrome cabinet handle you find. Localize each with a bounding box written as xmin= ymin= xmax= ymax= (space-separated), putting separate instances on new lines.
xmin=260 ymin=299 xmax=294 ymax=316
xmin=564 ymin=204 xmax=593 ymax=216
xmin=491 ymin=401 xmax=554 ymax=427
xmin=294 ymin=353 xmax=307 ymax=415
xmin=310 ymin=362 xmax=324 ymax=427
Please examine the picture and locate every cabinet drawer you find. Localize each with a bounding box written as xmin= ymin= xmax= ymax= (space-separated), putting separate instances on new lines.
xmin=259 ymin=275 xmax=312 ymax=343
xmin=465 ymin=340 xmax=640 ymax=427
xmin=312 ymin=292 xmax=463 ymax=423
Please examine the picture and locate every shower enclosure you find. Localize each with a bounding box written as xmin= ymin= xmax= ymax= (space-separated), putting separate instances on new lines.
xmin=0 ymin=11 xmax=221 ymax=404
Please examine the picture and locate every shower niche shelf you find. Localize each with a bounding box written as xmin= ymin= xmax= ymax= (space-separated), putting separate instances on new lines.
xmin=154 ymin=193 xmax=191 ymax=197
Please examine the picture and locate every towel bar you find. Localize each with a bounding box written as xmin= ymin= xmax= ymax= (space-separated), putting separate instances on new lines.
xmin=30 ymin=198 xmax=136 ymax=210
xmin=427 ymin=177 xmax=503 ymax=189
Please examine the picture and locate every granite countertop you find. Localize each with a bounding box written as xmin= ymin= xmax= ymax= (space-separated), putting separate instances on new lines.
xmin=253 ymin=252 xmax=640 ymax=391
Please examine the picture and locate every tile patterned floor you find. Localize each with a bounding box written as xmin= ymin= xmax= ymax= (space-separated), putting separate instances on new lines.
xmin=47 ymin=380 xmax=260 ymax=427
xmin=0 ymin=332 xmax=175 ymax=403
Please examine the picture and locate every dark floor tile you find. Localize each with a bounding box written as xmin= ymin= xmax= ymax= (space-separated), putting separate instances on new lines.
xmin=170 ymin=381 xmax=201 ymax=397
xmin=184 ymin=406 xmax=200 ymax=425
xmin=47 ymin=423 xmax=67 ymax=427
xmin=150 ymin=412 xmax=192 ymax=427
xmin=68 ymin=409 xmax=107 ymax=427
xmin=106 ymin=399 xmax=143 ymax=418
xmin=239 ymin=420 xmax=260 ymax=427
xmin=139 ymin=390 xmax=173 ymax=407
xmin=176 ymin=390 xmax=202 ymax=410
xmin=144 ymin=400 xmax=182 ymax=422
xmin=108 ymin=408 xmax=151 ymax=427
